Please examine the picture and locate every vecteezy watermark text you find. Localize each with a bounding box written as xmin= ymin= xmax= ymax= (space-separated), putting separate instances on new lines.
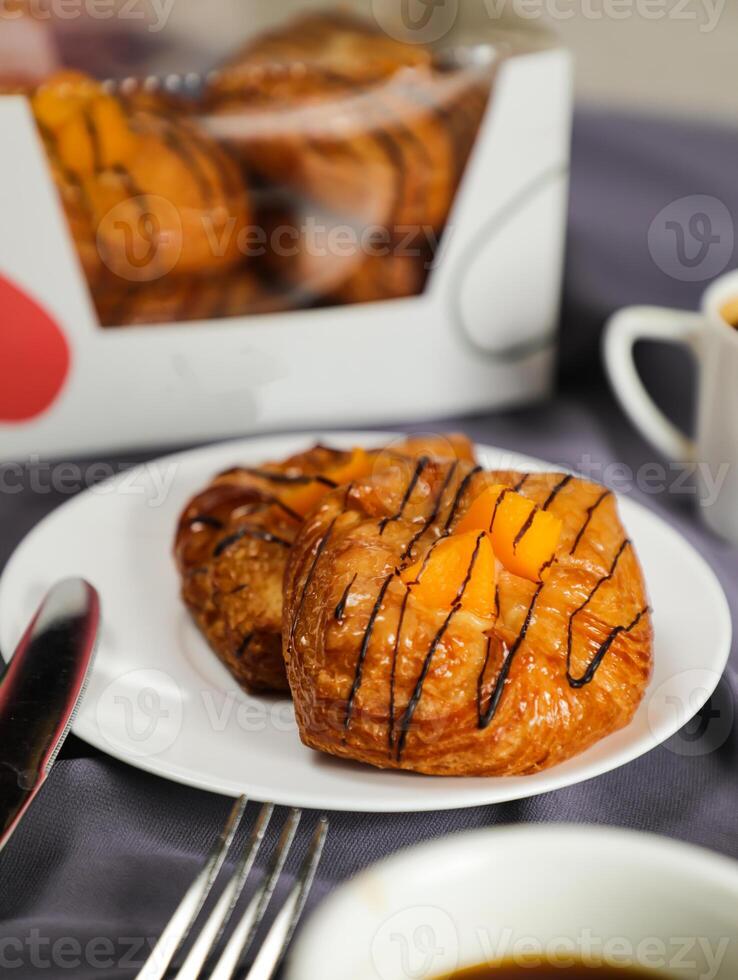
xmin=372 ymin=0 xmax=725 ymax=39
xmin=371 ymin=909 xmax=732 ymax=980
xmin=100 ymin=201 xmax=446 ymax=283
xmin=0 ymin=0 xmax=176 ymax=32
xmin=0 ymin=931 xmax=159 ymax=971
xmin=0 ymin=457 xmax=177 ymax=508
xmin=474 ymin=929 xmax=730 ymax=980
xmin=483 ymin=0 xmax=724 ymax=32
xmin=204 ymin=218 xmax=443 ymax=265
xmin=576 ymin=454 xmax=730 ymax=508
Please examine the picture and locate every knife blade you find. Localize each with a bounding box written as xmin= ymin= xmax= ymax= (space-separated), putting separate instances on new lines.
xmin=0 ymin=578 xmax=100 ymax=852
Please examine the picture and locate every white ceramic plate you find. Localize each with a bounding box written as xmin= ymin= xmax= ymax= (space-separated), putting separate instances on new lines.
xmin=0 ymin=432 xmax=731 ymax=812
xmin=286 ymin=824 xmax=738 ymax=979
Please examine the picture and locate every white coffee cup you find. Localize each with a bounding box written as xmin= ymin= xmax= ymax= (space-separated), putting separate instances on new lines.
xmin=605 ymin=269 xmax=738 ymax=545
xmin=286 ymin=824 xmax=738 ymax=979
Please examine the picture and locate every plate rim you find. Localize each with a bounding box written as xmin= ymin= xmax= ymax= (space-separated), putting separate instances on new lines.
xmin=0 ymin=430 xmax=732 ymax=812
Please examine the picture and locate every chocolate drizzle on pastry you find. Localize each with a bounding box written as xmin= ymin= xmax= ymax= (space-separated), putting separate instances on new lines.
xmin=236 ymin=633 xmax=254 ymax=658
xmin=395 ymin=607 xmax=457 ymax=759
xmin=512 ymin=506 xmax=536 ymax=554
xmin=565 ymin=537 xmax=631 ymax=686
xmin=240 ymin=468 xmax=339 ymax=488
xmin=334 ymin=574 xmax=357 ymax=622
xmin=477 ymin=582 xmax=543 ymax=730
xmin=570 ymin=489 xmax=611 ymax=555
xmin=542 ymin=473 xmax=572 ymax=510
xmin=388 ymin=587 xmax=410 ymax=751
xmin=378 ymin=456 xmax=429 ymax=535
xmin=400 ymin=461 xmax=458 ymax=561
xmin=288 ymin=518 xmax=337 ymax=655
xmin=344 ymin=572 xmax=394 ymax=733
xmin=568 ymin=606 xmax=650 ymax=689
xmin=537 ymin=554 xmax=556 ymax=579
xmin=488 ymin=487 xmax=511 ymax=531
xmin=395 ymin=531 xmax=487 ymax=758
xmin=266 ymin=496 xmax=304 ymax=523
xmin=212 ymin=524 xmax=292 ymax=557
xmin=161 ymin=124 xmax=213 ymax=202
xmin=442 ymin=464 xmax=482 ymax=532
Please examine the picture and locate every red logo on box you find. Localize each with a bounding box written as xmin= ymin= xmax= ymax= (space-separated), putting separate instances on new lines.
xmin=0 ymin=274 xmax=70 ymax=422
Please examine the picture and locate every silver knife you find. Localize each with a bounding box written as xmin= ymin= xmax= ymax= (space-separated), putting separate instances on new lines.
xmin=0 ymin=578 xmax=100 ymax=852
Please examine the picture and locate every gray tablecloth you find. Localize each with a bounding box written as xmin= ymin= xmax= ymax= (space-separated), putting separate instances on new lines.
xmin=1 ymin=110 xmax=737 ymax=978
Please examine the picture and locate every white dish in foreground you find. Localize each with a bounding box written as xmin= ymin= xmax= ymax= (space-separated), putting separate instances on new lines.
xmin=0 ymin=432 xmax=731 ymax=812
xmin=286 ymin=824 xmax=738 ymax=979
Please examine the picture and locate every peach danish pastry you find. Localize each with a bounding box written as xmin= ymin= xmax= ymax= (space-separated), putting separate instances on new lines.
xmin=174 ymin=436 xmax=475 ymax=695
xmin=283 ymin=461 xmax=653 ymax=776
xmin=32 ymin=71 xmax=251 ymax=285
xmin=204 ymin=12 xmax=491 ymax=303
xmin=94 ymin=268 xmax=288 ymax=327
xmin=206 ymin=12 xmax=487 ymax=229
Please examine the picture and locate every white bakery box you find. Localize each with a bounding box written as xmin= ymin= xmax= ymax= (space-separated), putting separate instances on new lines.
xmin=0 ymin=6 xmax=571 ymax=461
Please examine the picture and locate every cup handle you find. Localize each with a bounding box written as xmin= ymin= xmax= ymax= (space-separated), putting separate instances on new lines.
xmin=603 ymin=306 xmax=703 ymax=463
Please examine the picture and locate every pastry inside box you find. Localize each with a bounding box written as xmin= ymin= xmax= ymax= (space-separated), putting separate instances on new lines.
xmin=4 ymin=10 xmax=496 ymax=327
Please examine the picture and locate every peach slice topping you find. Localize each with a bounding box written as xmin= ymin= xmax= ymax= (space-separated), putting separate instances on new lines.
xmin=455 ymin=484 xmax=561 ymax=582
xmin=281 ymin=447 xmax=373 ymax=518
xmin=401 ymin=531 xmax=496 ymax=619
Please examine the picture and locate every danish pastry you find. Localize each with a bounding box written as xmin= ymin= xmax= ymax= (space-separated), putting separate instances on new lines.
xmin=95 ymin=269 xmax=291 ymax=327
xmin=174 ymin=436 xmax=476 ymax=695
xmin=207 ymin=11 xmax=433 ymax=103
xmin=256 ymin=198 xmax=429 ymax=305
xmin=31 ymin=71 xmax=251 ymax=285
xmin=283 ymin=460 xmax=653 ymax=776
xmin=205 ymin=12 xmax=490 ymax=303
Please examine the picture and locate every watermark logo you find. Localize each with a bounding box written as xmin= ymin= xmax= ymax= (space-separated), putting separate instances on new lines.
xmin=96 ymin=669 xmax=183 ymax=758
xmin=648 ymin=669 xmax=734 ymax=758
xmin=372 ymin=0 xmax=459 ymax=44
xmin=98 ymin=195 xmax=182 ymax=282
xmin=648 ymin=195 xmax=734 ymax=282
xmin=371 ymin=906 xmax=459 ymax=980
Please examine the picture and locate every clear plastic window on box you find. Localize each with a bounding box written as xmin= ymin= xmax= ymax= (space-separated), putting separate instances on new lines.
xmin=0 ymin=0 xmax=557 ymax=328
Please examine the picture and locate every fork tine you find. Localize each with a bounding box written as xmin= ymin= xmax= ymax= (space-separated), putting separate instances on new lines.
xmin=135 ymin=795 xmax=248 ymax=980
xmin=244 ymin=817 xmax=329 ymax=980
xmin=173 ymin=803 xmax=275 ymax=980
xmin=208 ymin=808 xmax=302 ymax=980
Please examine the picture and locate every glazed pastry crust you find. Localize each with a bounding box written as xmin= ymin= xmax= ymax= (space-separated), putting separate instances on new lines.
xmin=175 ymin=436 xmax=476 ymax=695
xmin=175 ymin=445 xmax=349 ymax=694
xmin=283 ymin=461 xmax=654 ymax=776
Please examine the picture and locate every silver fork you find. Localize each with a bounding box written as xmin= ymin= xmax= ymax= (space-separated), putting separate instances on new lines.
xmin=135 ymin=797 xmax=328 ymax=980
